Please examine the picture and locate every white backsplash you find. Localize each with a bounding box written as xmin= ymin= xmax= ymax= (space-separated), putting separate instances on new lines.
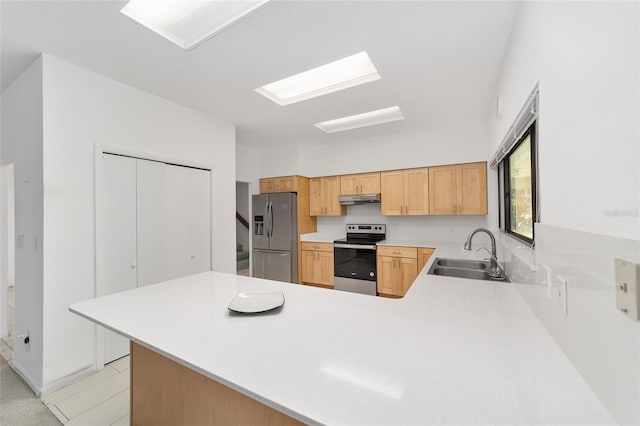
xmin=499 ymin=224 xmax=640 ymax=425
xmin=316 ymin=203 xmax=490 ymax=244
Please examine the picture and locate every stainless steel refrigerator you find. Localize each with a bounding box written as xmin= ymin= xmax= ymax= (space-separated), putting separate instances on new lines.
xmin=252 ymin=193 xmax=298 ymax=283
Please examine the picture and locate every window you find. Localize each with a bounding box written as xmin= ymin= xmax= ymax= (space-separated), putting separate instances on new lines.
xmin=501 ymin=124 xmax=537 ymax=243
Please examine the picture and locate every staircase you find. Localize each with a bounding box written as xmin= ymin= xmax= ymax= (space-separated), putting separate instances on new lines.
xmin=237 ymin=243 xmax=250 ymax=275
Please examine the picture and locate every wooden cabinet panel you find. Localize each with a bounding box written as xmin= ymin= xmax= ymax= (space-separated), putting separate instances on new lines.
xmin=376 ymin=255 xmax=397 ymax=296
xmin=398 ymin=257 xmax=418 ymax=295
xmin=377 ymin=245 xmax=417 ymax=258
xmin=457 ymin=162 xmax=487 ymax=215
xmin=380 ymin=170 xmax=404 ymax=215
xmin=301 ymin=242 xmax=333 ymax=252
xmin=404 ymin=168 xmax=429 ymax=215
xmin=381 ymin=169 xmax=428 ymax=216
xmin=340 ymin=174 xmax=360 ymax=195
xmin=323 ymin=176 xmax=344 ymax=216
xmin=340 ymin=172 xmax=380 ymax=195
xmin=417 ymin=248 xmax=435 ymax=271
xmin=301 ymin=246 xmax=334 ymax=287
xmin=376 ymin=246 xmax=418 ymax=297
xmin=310 ymin=176 xmax=346 ymax=216
xmin=429 ymin=163 xmax=487 ymax=215
xmin=428 ymin=166 xmax=457 ymax=215
xmin=259 ymin=176 xmax=298 ymax=193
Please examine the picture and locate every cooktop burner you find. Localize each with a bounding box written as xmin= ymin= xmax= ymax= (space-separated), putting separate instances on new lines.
xmin=334 ymin=224 xmax=386 ymax=245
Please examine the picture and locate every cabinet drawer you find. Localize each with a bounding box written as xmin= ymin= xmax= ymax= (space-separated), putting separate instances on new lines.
xmin=301 ymin=242 xmax=333 ymax=252
xmin=377 ymin=246 xmax=417 ymax=258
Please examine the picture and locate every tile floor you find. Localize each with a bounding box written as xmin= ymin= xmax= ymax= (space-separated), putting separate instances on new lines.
xmin=43 ymin=356 xmax=131 ymax=426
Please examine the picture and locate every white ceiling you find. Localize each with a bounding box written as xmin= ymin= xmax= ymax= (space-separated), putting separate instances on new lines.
xmin=1 ymin=1 xmax=518 ymax=148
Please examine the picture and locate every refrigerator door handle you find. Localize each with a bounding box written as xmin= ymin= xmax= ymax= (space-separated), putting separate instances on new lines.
xmin=264 ymin=201 xmax=270 ymax=239
xmin=269 ymin=201 xmax=274 ymax=238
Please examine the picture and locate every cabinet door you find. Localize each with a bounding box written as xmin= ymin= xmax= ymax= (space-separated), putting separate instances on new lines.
xmin=260 ymin=178 xmax=275 ymax=194
xmin=316 ymin=251 xmax=334 ymax=287
xmin=165 ymin=165 xmax=192 ymax=281
xmin=428 ymin=165 xmax=457 ymax=215
xmin=309 ymin=178 xmax=323 ymax=216
xmin=275 ymin=177 xmax=296 ymax=192
xmin=301 ymin=250 xmax=316 ymax=284
xmin=380 ymin=171 xmax=404 ymax=215
xmin=189 ymin=168 xmax=211 ymax=274
xmin=456 ymin=162 xmax=487 ymax=215
xmin=417 ymin=248 xmax=435 ymax=271
xmin=404 ymin=168 xmax=429 ymax=215
xmin=398 ymin=257 xmax=418 ymax=295
xmin=323 ymin=176 xmax=344 ymax=216
xmin=376 ymin=255 xmax=397 ymax=295
xmin=102 ymin=154 xmax=137 ymax=363
xmin=359 ymin=172 xmax=381 ymax=194
xmin=136 ymin=159 xmax=166 ymax=287
xmin=340 ymin=174 xmax=360 ymax=195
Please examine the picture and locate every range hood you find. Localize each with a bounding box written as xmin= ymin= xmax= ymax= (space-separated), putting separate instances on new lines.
xmin=338 ymin=193 xmax=381 ymax=205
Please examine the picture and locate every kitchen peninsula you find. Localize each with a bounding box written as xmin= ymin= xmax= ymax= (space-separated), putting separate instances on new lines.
xmin=70 ymin=246 xmax=614 ymax=425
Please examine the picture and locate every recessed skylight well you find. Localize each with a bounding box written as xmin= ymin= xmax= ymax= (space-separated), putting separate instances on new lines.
xmin=315 ymin=106 xmax=405 ymax=134
xmin=121 ymin=0 xmax=271 ymax=50
xmin=255 ymin=51 xmax=381 ymax=106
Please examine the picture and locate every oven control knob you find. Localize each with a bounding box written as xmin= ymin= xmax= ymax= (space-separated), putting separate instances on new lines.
xmin=370 ymin=272 xmax=375 ymax=277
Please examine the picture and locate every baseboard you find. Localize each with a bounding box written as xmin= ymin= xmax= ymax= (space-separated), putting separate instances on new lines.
xmin=9 ymin=359 xmax=42 ymax=396
xmin=40 ymin=364 xmax=97 ymax=399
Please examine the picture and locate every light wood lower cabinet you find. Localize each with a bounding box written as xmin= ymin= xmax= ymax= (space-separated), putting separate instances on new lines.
xmin=131 ymin=342 xmax=302 ymax=426
xmin=376 ymin=246 xmax=418 ymax=297
xmin=418 ymin=248 xmax=435 ymax=271
xmin=429 ymin=162 xmax=487 ymax=215
xmin=300 ymin=242 xmax=334 ymax=287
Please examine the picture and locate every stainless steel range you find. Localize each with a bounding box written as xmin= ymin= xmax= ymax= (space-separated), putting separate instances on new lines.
xmin=333 ymin=224 xmax=386 ymax=296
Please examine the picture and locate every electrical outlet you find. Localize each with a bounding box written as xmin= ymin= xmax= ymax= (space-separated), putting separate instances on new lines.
xmin=557 ymin=276 xmax=568 ymax=315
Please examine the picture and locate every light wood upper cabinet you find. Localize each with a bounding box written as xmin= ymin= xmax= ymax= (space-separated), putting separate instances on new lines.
xmin=340 ymin=172 xmax=381 ymax=195
xmin=380 ymin=168 xmax=429 ymax=216
xmin=429 ymin=162 xmax=487 ymax=215
xmin=377 ymin=246 xmax=418 ymax=297
xmin=310 ymin=176 xmax=346 ymax=216
xmin=300 ymin=242 xmax=334 ymax=287
xmin=259 ymin=176 xmax=299 ymax=193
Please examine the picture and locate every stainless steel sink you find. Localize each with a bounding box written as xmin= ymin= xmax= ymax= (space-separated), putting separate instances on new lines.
xmin=427 ymin=258 xmax=510 ymax=282
xmin=435 ymin=258 xmax=488 ymax=270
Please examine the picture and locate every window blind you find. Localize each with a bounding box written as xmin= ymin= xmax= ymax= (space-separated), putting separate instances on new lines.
xmin=489 ymin=84 xmax=539 ymax=169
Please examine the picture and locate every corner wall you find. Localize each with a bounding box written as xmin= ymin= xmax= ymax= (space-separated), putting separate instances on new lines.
xmin=488 ymin=2 xmax=640 ymax=423
xmin=0 ymin=56 xmax=44 ymax=390
xmin=40 ymin=55 xmax=236 ymax=390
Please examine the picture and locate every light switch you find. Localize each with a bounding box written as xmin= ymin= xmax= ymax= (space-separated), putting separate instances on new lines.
xmin=615 ymin=258 xmax=640 ymax=321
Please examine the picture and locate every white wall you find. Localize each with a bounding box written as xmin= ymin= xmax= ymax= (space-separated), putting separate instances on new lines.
xmin=0 ymin=56 xmax=44 ymax=390
xmin=489 ymin=1 xmax=639 ymax=241
xmin=40 ymin=55 xmax=236 ymax=390
xmin=279 ymin=118 xmax=491 ymax=241
xmin=489 ymin=2 xmax=640 ymax=424
xmin=235 ymin=143 xmax=260 ymax=188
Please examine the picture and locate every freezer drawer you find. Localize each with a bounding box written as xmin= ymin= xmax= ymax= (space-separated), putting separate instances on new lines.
xmin=253 ymin=249 xmax=294 ymax=283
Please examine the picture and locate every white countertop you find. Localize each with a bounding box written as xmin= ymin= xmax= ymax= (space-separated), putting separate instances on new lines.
xmin=300 ymin=232 xmax=341 ymax=243
xmin=70 ymin=245 xmax=614 ymax=425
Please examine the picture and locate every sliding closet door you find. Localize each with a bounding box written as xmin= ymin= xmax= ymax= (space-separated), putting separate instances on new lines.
xmin=165 ymin=165 xmax=191 ymax=280
xmin=189 ymin=169 xmax=211 ymax=274
xmin=101 ymin=154 xmax=137 ymax=363
xmin=136 ymin=159 xmax=167 ymax=287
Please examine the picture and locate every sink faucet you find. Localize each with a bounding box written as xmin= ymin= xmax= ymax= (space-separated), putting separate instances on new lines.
xmin=464 ymin=228 xmax=501 ymax=277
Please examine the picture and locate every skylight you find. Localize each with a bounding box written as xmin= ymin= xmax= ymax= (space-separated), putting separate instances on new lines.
xmin=315 ymin=106 xmax=405 ymax=134
xmin=255 ymin=52 xmax=381 ymax=106
xmin=121 ymin=0 xmax=271 ymax=50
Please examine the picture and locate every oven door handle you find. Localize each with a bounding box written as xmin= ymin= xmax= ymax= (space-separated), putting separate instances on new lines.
xmin=334 ymin=243 xmax=377 ymax=250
